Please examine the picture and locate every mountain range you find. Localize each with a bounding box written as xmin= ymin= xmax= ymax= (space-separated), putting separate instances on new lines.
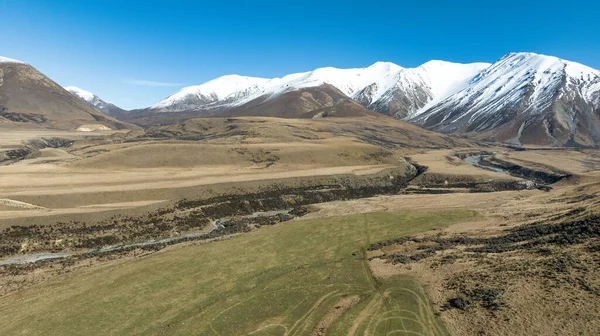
xmin=4 ymin=52 xmax=600 ymax=147
xmin=138 ymin=60 xmax=489 ymax=120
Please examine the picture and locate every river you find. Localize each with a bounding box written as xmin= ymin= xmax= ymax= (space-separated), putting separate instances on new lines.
xmin=0 ymin=210 xmax=291 ymax=266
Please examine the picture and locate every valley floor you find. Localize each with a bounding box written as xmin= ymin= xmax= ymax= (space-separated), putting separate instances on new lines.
xmin=0 ymin=118 xmax=598 ymax=335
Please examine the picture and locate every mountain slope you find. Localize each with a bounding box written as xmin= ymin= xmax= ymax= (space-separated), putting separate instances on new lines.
xmin=222 ymin=84 xmax=376 ymax=118
xmin=0 ymin=57 xmax=132 ymax=131
xmin=66 ymin=86 xmax=128 ymax=117
xmin=124 ymin=84 xmax=377 ymax=126
xmin=411 ymin=52 xmax=600 ymax=147
xmin=354 ymin=61 xmax=490 ymax=118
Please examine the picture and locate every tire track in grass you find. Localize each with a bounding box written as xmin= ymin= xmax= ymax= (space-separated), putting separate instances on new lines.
xmin=288 ymin=290 xmax=338 ymax=336
xmin=397 ymin=287 xmax=446 ymax=336
xmin=348 ymin=295 xmax=382 ymax=336
xmin=308 ymin=295 xmax=360 ymax=336
xmin=360 ymin=213 xmax=399 ymax=335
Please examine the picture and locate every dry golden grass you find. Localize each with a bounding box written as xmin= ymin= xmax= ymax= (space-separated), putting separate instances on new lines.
xmin=0 ymin=129 xmax=122 ymax=148
xmin=0 ymin=117 xmax=429 ymax=227
xmin=409 ymin=149 xmax=519 ymax=179
xmin=68 ymin=139 xmax=403 ymax=169
xmin=500 ymin=149 xmax=600 ymax=174
xmin=139 ymin=115 xmax=471 ymax=148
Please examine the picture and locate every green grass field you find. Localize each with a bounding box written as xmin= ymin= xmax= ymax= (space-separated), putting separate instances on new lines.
xmin=0 ymin=210 xmax=476 ymax=335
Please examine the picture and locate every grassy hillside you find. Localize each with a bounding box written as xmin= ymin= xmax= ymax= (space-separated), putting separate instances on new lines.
xmin=0 ymin=209 xmax=476 ymax=335
xmin=136 ymin=116 xmax=471 ymax=149
xmin=0 ymin=62 xmax=134 ymax=131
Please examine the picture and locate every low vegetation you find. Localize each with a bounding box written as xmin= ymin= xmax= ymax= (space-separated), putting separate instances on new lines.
xmin=0 ymin=210 xmax=476 ymax=335
xmin=0 ymin=166 xmax=418 ymax=257
xmin=368 ymin=206 xmax=600 ymax=335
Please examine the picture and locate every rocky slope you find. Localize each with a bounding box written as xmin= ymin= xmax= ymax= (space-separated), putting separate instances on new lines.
xmin=353 ymin=61 xmax=490 ymax=118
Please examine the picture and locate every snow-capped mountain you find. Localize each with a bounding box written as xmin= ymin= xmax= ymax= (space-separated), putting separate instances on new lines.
xmin=146 ymin=61 xmax=489 ymax=118
xmin=66 ymin=86 xmax=127 ymax=117
xmin=411 ymin=52 xmax=600 ymax=146
xmin=149 ymin=75 xmax=270 ymax=112
xmin=354 ymin=61 xmax=490 ymax=118
xmin=147 ymin=64 xmax=403 ymax=113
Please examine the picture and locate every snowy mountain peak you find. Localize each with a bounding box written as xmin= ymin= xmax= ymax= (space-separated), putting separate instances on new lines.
xmin=418 ymin=60 xmax=457 ymax=69
xmin=0 ymin=56 xmax=26 ymax=64
xmin=492 ymin=52 xmax=598 ymax=79
xmin=350 ymin=60 xmax=491 ymax=118
xmin=412 ymin=60 xmax=491 ymax=97
xmin=65 ymin=86 xmax=127 ymax=117
xmin=462 ymin=52 xmax=600 ymax=111
xmin=65 ymin=86 xmax=95 ymax=102
xmin=182 ymin=74 xmax=270 ymax=99
xmin=151 ymin=75 xmax=269 ymax=111
xmin=201 ymin=74 xmax=269 ymax=92
xmin=563 ymin=60 xmax=600 ymax=78
xmin=149 ymin=63 xmax=408 ymax=112
xmin=492 ymin=52 xmax=564 ymax=73
xmin=367 ymin=61 xmax=403 ymax=72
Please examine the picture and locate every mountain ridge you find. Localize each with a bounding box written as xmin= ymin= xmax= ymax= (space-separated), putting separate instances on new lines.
xmin=66 ymin=86 xmax=128 ymax=117
xmin=145 ymin=60 xmax=490 ymax=119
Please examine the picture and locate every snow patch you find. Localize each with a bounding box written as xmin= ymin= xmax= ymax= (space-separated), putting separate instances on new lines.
xmin=0 ymin=56 xmax=25 ymax=64
xmin=66 ymin=86 xmax=95 ymax=102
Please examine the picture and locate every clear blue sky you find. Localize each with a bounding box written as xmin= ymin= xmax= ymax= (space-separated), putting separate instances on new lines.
xmin=2 ymin=0 xmax=599 ymax=109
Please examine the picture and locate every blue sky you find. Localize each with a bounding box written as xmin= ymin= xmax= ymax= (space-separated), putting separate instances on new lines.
xmin=2 ymin=0 xmax=599 ymax=109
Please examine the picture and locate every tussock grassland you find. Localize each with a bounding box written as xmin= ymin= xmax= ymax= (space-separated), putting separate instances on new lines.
xmin=2 ymin=115 xmax=598 ymax=336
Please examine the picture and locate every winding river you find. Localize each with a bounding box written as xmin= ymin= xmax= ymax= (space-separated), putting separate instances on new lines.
xmin=462 ymin=154 xmax=511 ymax=175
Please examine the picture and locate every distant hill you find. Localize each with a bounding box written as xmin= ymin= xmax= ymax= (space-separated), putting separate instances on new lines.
xmin=0 ymin=57 xmax=134 ymax=131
